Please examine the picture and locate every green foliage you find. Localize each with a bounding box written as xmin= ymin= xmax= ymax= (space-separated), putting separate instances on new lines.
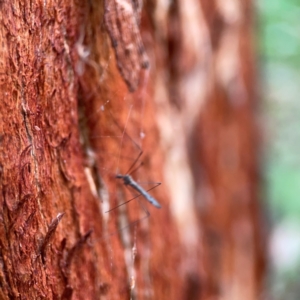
xmin=259 ymin=0 xmax=300 ymax=221
xmin=267 ymin=164 xmax=300 ymax=220
xmin=259 ymin=0 xmax=300 ymax=298
xmin=259 ymin=0 xmax=300 ymax=64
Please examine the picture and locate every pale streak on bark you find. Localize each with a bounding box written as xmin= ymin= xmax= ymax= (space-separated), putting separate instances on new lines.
xmin=154 ymin=0 xmax=212 ymax=277
xmin=215 ymin=0 xmax=247 ymax=106
xmin=215 ymin=1 xmax=257 ymax=299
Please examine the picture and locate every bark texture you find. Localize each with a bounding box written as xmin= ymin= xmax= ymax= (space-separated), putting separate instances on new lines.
xmin=0 ymin=0 xmax=265 ymax=299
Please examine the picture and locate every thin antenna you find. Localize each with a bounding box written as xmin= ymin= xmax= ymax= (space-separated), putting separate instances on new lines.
xmin=125 ymin=152 xmax=143 ymax=175
xmin=114 ymin=105 xmax=134 ymax=175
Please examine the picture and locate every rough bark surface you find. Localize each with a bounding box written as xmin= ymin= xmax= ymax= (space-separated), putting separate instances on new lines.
xmin=0 ymin=0 xmax=265 ymax=299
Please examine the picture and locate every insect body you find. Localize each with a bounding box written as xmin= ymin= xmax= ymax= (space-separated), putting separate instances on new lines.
xmin=116 ymin=174 xmax=161 ymax=209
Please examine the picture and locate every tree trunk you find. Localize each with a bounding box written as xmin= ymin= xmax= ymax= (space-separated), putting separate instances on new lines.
xmin=0 ymin=0 xmax=265 ymax=299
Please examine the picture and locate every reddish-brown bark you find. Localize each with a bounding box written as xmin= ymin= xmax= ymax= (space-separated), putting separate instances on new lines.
xmin=0 ymin=0 xmax=265 ymax=299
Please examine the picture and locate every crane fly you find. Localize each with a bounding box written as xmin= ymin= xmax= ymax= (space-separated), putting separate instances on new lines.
xmin=93 ymin=104 xmax=162 ymax=223
xmin=115 ymin=174 xmax=161 ymax=209
xmin=105 ymin=151 xmax=162 ymax=214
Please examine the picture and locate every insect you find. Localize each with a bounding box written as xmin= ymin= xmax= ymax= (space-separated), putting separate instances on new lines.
xmin=102 ymin=107 xmax=162 ymax=216
xmin=88 ymin=101 xmax=162 ymax=229
xmin=105 ymin=150 xmax=162 ymax=215
xmin=115 ymin=173 xmax=161 ymax=209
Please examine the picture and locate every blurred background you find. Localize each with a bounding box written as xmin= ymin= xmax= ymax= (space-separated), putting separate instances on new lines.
xmin=259 ymin=0 xmax=300 ymax=298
